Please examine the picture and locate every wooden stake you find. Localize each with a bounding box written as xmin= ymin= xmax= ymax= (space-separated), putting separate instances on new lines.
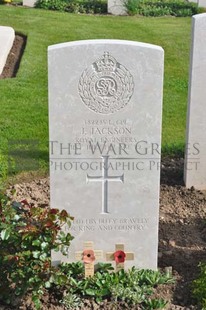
xmin=75 ymin=241 xmax=103 ymax=278
xmin=106 ymin=244 xmax=134 ymax=271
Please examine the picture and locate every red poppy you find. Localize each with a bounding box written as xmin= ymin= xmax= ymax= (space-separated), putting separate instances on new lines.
xmin=114 ymin=250 xmax=126 ymax=263
xmin=82 ymin=249 xmax=95 ymax=264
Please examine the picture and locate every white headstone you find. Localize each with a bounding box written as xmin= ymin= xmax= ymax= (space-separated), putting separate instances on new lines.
xmin=23 ymin=0 xmax=36 ymax=7
xmin=108 ymin=0 xmax=127 ymax=15
xmin=198 ymin=0 xmax=206 ymax=7
xmin=48 ymin=39 xmax=164 ymax=270
xmin=0 ymin=26 xmax=15 ymax=75
xmin=184 ymin=14 xmax=206 ymax=190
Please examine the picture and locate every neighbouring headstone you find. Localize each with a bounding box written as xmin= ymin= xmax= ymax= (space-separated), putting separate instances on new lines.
xmin=184 ymin=13 xmax=206 ymax=190
xmin=49 ymin=39 xmax=164 ymax=270
xmin=188 ymin=0 xmax=206 ymax=8
xmin=198 ymin=0 xmax=206 ymax=7
xmin=108 ymin=0 xmax=127 ymax=15
xmin=23 ymin=0 xmax=36 ymax=7
xmin=0 ymin=26 xmax=15 ymax=75
xmin=188 ymin=0 xmax=198 ymax=3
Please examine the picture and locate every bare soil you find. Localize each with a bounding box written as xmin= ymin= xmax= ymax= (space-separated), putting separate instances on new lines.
xmin=3 ymin=157 xmax=206 ymax=309
xmin=0 ymin=33 xmax=26 ymax=79
xmin=0 ymin=37 xmax=206 ymax=310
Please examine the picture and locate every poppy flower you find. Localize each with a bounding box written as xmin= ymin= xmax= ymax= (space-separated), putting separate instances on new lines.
xmin=114 ymin=250 xmax=126 ymax=263
xmin=82 ymin=249 xmax=95 ymax=264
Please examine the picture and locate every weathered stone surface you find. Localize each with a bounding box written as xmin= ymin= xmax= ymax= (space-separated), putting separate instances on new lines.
xmin=23 ymin=0 xmax=36 ymax=7
xmin=48 ymin=39 xmax=164 ymax=270
xmin=184 ymin=14 xmax=206 ymax=190
xmin=198 ymin=0 xmax=206 ymax=8
xmin=108 ymin=0 xmax=127 ymax=15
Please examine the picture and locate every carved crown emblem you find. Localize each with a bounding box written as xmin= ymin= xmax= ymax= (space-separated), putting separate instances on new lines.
xmin=78 ymin=52 xmax=134 ymax=115
xmin=95 ymin=52 xmax=116 ymax=72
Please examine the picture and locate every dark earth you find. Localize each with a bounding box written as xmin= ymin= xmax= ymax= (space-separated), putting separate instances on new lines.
xmin=0 ymin=36 xmax=206 ymax=309
xmin=0 ymin=34 xmax=26 ymax=79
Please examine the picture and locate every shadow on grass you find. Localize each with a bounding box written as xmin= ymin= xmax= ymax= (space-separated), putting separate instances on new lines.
xmin=7 ymin=149 xmax=49 ymax=176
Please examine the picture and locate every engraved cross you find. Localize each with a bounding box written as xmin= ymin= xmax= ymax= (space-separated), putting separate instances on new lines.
xmin=87 ymin=156 xmax=124 ymax=214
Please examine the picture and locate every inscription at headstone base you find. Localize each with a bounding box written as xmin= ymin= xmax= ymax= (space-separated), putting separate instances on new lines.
xmin=184 ymin=13 xmax=206 ymax=190
xmin=49 ymin=39 xmax=164 ymax=270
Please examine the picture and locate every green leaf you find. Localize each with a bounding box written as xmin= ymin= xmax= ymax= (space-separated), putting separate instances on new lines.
xmin=85 ymin=288 xmax=96 ymax=296
xmin=45 ymin=281 xmax=51 ymax=288
xmin=100 ymin=288 xmax=110 ymax=296
xmin=0 ymin=229 xmax=10 ymax=240
xmin=32 ymin=239 xmax=41 ymax=246
xmin=32 ymin=251 xmax=40 ymax=258
xmin=56 ymin=274 xmax=68 ymax=285
xmin=32 ymin=295 xmax=41 ymax=310
xmin=41 ymin=242 xmax=48 ymax=250
xmin=39 ymin=253 xmax=48 ymax=261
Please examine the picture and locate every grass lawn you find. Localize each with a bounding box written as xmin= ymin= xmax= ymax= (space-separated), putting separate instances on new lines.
xmin=0 ymin=6 xmax=192 ymax=178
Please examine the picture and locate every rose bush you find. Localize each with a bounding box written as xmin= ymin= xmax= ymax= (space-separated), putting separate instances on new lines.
xmin=0 ymin=194 xmax=74 ymax=308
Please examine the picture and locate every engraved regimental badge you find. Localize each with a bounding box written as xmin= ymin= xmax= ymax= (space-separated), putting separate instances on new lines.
xmin=78 ymin=52 xmax=134 ymax=114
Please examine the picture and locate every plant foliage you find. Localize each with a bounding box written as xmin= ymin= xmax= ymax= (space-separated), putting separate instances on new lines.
xmin=60 ymin=263 xmax=174 ymax=309
xmin=34 ymin=0 xmax=203 ymax=16
xmin=0 ymin=195 xmax=74 ymax=308
xmin=35 ymin=0 xmax=107 ymax=14
xmin=0 ymin=193 xmax=174 ymax=309
xmin=0 ymin=152 xmax=7 ymax=190
xmin=124 ymin=0 xmax=201 ymax=16
xmin=193 ymin=262 xmax=206 ymax=309
xmin=35 ymin=0 xmax=68 ymax=11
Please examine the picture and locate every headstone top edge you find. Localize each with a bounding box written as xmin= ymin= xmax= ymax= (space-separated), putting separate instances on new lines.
xmin=192 ymin=12 xmax=206 ymax=20
xmin=48 ymin=39 xmax=164 ymax=53
xmin=0 ymin=26 xmax=15 ymax=35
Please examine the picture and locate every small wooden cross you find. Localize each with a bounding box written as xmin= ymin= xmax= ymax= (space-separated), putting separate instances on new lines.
xmin=75 ymin=241 xmax=103 ymax=278
xmin=106 ymin=244 xmax=134 ymax=272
